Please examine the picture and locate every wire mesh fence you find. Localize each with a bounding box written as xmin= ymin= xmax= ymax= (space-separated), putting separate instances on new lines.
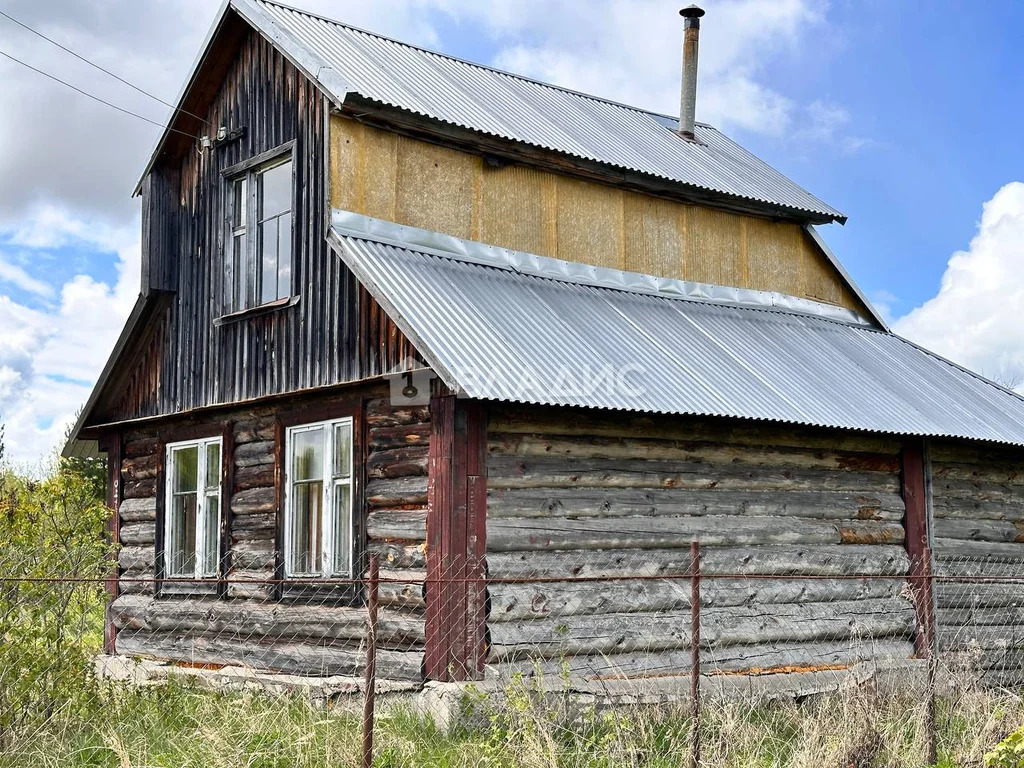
xmin=1 ymin=543 xmax=1024 ymax=766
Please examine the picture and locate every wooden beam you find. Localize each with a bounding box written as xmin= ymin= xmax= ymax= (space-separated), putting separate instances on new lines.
xmin=901 ymin=438 xmax=935 ymax=657
xmin=100 ymin=432 xmax=123 ymax=655
xmin=424 ymin=396 xmax=488 ymax=681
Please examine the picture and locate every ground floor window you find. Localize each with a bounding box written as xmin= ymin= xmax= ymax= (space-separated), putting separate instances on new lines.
xmin=284 ymin=418 xmax=354 ymax=578
xmin=164 ymin=437 xmax=222 ymax=578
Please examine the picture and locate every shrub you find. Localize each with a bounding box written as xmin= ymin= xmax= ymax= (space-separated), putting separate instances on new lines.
xmin=986 ymin=725 xmax=1024 ymax=768
xmin=0 ymin=466 xmax=113 ymax=748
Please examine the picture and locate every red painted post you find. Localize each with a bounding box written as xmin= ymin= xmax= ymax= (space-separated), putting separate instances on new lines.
xmin=425 ymin=394 xmax=455 ymax=680
xmin=361 ymin=552 xmax=380 ymax=768
xmin=689 ymin=540 xmax=701 ymax=768
xmin=901 ymin=439 xmax=935 ymax=656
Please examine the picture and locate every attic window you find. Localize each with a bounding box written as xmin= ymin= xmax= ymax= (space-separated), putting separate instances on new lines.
xmin=225 ymin=149 xmax=294 ymax=311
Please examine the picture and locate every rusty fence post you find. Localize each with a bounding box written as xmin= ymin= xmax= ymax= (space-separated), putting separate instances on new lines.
xmin=361 ymin=553 xmax=381 ymax=768
xmin=689 ymin=540 xmax=702 ymax=768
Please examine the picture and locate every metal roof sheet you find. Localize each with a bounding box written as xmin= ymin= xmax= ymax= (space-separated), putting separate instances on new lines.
xmin=233 ymin=0 xmax=845 ymax=223
xmin=328 ymin=219 xmax=1024 ymax=446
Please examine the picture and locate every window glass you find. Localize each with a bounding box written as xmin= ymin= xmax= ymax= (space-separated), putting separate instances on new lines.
xmin=260 ymin=161 xmax=291 ymax=218
xmin=165 ymin=438 xmax=221 ymax=580
xmin=286 ymin=418 xmax=354 ymax=578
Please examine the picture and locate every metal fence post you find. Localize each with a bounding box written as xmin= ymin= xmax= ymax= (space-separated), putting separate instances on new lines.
xmin=689 ymin=540 xmax=701 ymax=768
xmin=361 ymin=553 xmax=381 ymax=768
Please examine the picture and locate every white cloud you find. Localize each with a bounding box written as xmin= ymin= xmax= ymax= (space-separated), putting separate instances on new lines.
xmin=0 ymin=255 xmax=53 ymax=297
xmin=894 ymin=182 xmax=1024 ymax=391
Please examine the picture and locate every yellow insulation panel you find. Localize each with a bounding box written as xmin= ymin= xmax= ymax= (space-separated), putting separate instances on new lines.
xmin=329 ymin=115 xmax=866 ymax=316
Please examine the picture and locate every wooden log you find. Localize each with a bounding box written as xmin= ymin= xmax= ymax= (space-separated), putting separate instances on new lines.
xmin=231 ymin=540 xmax=276 ymax=571
xmin=119 ymin=546 xmax=155 ymax=573
xmin=929 ymin=441 xmax=1024 ymax=466
xmin=932 ymin=461 xmax=1024 ymax=487
xmin=486 ymin=405 xmax=901 ymax=454
xmin=124 ymin=437 xmax=159 ymax=459
xmin=226 ymin=575 xmax=275 ymax=601
xmin=933 ymin=518 xmax=1024 ymax=544
xmin=367 ymin=509 xmax=426 ymax=541
xmin=234 ymin=463 xmax=275 ymax=491
xmin=119 ymin=496 xmax=157 ymax=522
xmin=366 ymin=477 xmax=428 ymax=508
xmin=486 ymin=515 xmax=854 ymax=552
xmin=123 ymin=479 xmax=156 ymax=499
xmin=933 ymin=538 xmax=1024 ymax=562
xmin=230 ymin=487 xmax=276 ymax=516
xmin=114 ymin=630 xmax=422 ymax=681
xmin=935 ymin=583 xmax=1024 ymax=609
xmin=368 ymin=541 xmax=427 ymax=569
xmin=487 ymin=487 xmax=905 ymax=521
xmin=836 ymin=520 xmax=905 ymax=545
xmin=120 ymin=522 xmax=156 ymax=547
xmin=368 ymin=424 xmax=431 ymax=450
xmin=489 ymin=599 xmax=913 ymax=660
xmin=488 ymin=576 xmax=905 ymax=622
xmin=366 ymin=398 xmax=430 ymax=427
xmin=487 ymin=456 xmax=899 ymax=494
xmin=233 ymin=421 xmax=275 ymax=445
xmin=111 ymin=594 xmax=424 ymax=645
xmin=939 ymin=606 xmax=1024 ymax=628
xmin=234 ymin=440 xmax=275 ymax=468
xmin=490 ymin=638 xmax=914 ymax=681
xmin=932 ymin=478 xmax=1024 ymax=504
xmin=489 ymin=432 xmax=900 ymax=474
xmin=933 ymin=498 xmax=1024 ymax=523
xmin=122 ymin=454 xmax=159 ymax=482
xmin=230 ymin=512 xmax=276 ymax=539
xmin=377 ymin=569 xmax=425 ymax=609
xmin=935 ymin=558 xmax=1024 ymax=579
xmin=938 ymin=625 xmax=1024 ymax=652
xmin=487 ymin=544 xmax=911 ymax=580
xmin=367 ymin=446 xmax=429 ymax=478
xmin=118 ymin=569 xmax=155 ymax=595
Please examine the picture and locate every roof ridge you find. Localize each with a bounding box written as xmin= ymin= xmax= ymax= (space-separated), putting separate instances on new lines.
xmin=251 ymin=0 xmax=700 ymax=125
xmin=329 ymin=209 xmax=873 ymax=329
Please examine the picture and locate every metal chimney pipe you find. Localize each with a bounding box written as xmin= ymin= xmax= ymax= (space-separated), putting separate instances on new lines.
xmin=678 ymin=4 xmax=705 ymax=139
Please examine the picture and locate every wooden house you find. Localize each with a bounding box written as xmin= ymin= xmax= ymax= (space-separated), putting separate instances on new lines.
xmin=66 ymin=0 xmax=1024 ymax=690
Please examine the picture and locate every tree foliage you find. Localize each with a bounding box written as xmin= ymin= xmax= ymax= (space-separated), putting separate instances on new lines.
xmin=0 ymin=465 xmax=113 ymax=748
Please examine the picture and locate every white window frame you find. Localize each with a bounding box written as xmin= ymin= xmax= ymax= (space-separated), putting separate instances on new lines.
xmin=163 ymin=436 xmax=223 ymax=579
xmin=283 ymin=417 xmax=355 ymax=578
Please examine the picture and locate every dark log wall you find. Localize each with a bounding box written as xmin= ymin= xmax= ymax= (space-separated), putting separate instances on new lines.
xmin=483 ymin=404 xmax=916 ymax=681
xmin=91 ymin=29 xmax=420 ymax=426
xmin=108 ymin=384 xmax=428 ymax=683
xmin=931 ymin=440 xmax=1024 ymax=686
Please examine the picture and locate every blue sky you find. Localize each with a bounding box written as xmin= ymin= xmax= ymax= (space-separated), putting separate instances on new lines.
xmin=2 ymin=0 xmax=1024 ymax=462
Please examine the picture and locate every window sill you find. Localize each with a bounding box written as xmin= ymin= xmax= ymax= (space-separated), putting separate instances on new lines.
xmin=214 ymin=295 xmax=299 ymax=326
xmin=157 ymin=580 xmax=220 ymax=598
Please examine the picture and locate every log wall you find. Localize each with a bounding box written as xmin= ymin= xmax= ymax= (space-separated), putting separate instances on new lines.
xmin=483 ymin=404 xmax=916 ymax=682
xmin=108 ymin=385 xmax=428 ymax=683
xmin=931 ymin=440 xmax=1024 ymax=686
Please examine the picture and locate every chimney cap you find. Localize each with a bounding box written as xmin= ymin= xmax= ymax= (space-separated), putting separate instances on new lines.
xmin=679 ymin=4 xmax=705 ymax=18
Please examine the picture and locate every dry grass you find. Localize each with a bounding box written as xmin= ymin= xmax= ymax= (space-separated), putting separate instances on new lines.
xmin=2 ymin=670 xmax=1020 ymax=768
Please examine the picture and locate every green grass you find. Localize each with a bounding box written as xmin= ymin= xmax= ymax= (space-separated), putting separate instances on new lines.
xmin=2 ymin=675 xmax=1021 ymax=768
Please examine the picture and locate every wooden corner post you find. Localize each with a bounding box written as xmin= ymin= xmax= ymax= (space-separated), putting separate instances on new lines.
xmin=425 ymin=395 xmax=488 ymax=682
xmin=900 ymin=437 xmax=935 ymax=657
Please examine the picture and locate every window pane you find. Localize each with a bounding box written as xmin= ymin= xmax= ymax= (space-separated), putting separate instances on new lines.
xmin=205 ymin=442 xmax=221 ymax=490
xmin=277 ymin=212 xmax=292 ymax=298
xmin=331 ymin=483 xmax=351 ymax=576
xmin=172 ymin=447 xmax=198 ymax=493
xmin=202 ymin=494 xmax=220 ymax=576
xmin=169 ymin=493 xmax=197 ymax=576
xmin=232 ymin=177 xmax=247 ymax=227
xmin=260 ymin=217 xmax=279 ymax=306
xmin=260 ymin=161 xmax=291 ymax=219
xmin=231 ymin=233 xmax=246 ymax=307
xmin=290 ymin=481 xmax=322 ymax=574
xmin=292 ymin=428 xmax=324 ymax=481
xmin=334 ymin=422 xmax=351 ymax=478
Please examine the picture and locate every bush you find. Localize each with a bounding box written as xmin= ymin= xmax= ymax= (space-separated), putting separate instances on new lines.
xmin=986 ymin=726 xmax=1024 ymax=768
xmin=0 ymin=466 xmax=113 ymax=748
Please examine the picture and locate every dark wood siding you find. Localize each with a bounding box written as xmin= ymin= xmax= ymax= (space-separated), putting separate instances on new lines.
xmin=92 ymin=29 xmax=420 ymax=426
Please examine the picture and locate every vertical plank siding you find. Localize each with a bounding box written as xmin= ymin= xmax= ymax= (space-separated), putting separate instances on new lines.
xmin=930 ymin=440 xmax=1024 ymax=686
xmin=108 ymin=385 xmax=427 ymax=683
xmin=95 ymin=30 xmax=420 ymax=427
xmin=482 ymin=404 xmax=916 ymax=682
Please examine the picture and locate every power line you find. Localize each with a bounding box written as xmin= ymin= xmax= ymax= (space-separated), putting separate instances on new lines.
xmin=0 ymin=8 xmax=209 ymax=126
xmin=0 ymin=48 xmax=197 ymax=139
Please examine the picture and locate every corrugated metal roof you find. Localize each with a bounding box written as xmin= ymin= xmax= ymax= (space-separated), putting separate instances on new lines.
xmin=232 ymin=0 xmax=845 ymax=223
xmin=328 ymin=221 xmax=1024 ymax=446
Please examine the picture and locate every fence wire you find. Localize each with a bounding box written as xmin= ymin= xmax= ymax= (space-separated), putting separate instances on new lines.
xmin=1 ymin=546 xmax=1024 ymax=767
